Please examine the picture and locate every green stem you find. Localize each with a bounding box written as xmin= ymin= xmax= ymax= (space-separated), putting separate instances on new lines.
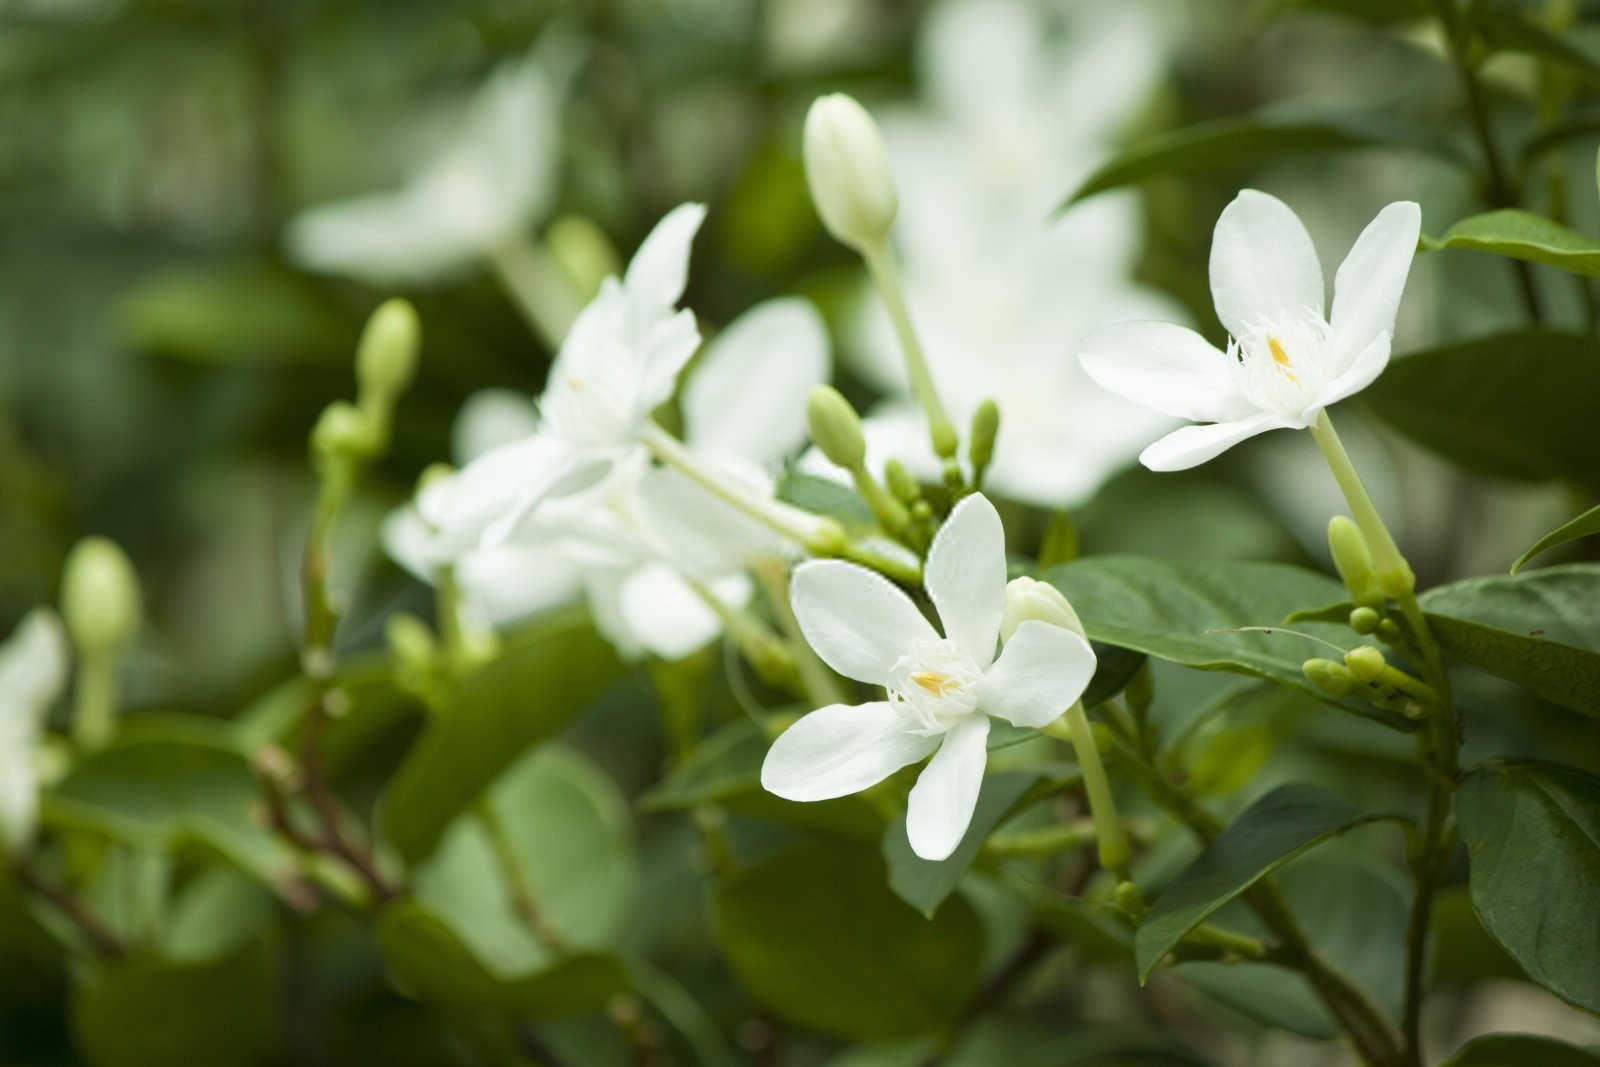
xmin=1309 ymin=411 xmax=1413 ymax=597
xmin=71 ymin=656 xmax=118 ymax=752
xmin=1046 ymin=703 xmax=1130 ymax=878
xmin=475 ymin=800 xmax=565 ymax=952
xmin=860 ymin=240 xmax=957 ymax=460
xmin=489 ymin=238 xmax=585 ymax=351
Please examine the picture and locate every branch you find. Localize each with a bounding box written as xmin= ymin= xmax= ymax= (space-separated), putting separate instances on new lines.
xmin=15 ymin=859 xmax=127 ymax=960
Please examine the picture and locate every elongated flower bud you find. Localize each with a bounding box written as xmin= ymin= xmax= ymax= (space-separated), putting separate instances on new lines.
xmin=806 ymin=385 xmax=866 ymax=471
xmin=1344 ymin=645 xmax=1387 ymax=683
xmin=61 ymin=537 xmax=141 ymax=658
xmin=1303 ymin=657 xmax=1356 ymax=697
xmin=1327 ymin=515 xmax=1383 ymax=607
xmin=803 ymin=94 xmax=897 ymax=253
xmin=1001 ymin=577 xmax=1085 ymax=642
xmin=356 ymin=298 xmax=421 ymax=409
xmin=968 ymin=399 xmax=1000 ymax=483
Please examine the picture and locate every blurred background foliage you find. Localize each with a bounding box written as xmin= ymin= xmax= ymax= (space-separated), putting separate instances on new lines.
xmin=3 ymin=0 xmax=1600 ymax=1064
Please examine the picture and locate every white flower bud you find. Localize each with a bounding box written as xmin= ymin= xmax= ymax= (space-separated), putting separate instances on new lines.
xmin=1000 ymin=576 xmax=1085 ymax=643
xmin=803 ymin=93 xmax=898 ymax=253
xmin=60 ymin=537 xmax=142 ymax=658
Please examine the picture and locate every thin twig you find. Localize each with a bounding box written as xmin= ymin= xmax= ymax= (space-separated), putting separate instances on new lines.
xmin=15 ymin=859 xmax=127 ymax=960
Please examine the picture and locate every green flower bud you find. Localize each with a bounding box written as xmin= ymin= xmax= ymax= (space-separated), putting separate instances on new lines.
xmin=1377 ymin=618 xmax=1401 ymax=642
xmin=1303 ymin=657 xmax=1356 ymax=697
xmin=1113 ymin=879 xmax=1147 ymax=921
xmin=1348 ymin=606 xmax=1381 ymax=635
xmin=1327 ymin=515 xmax=1383 ymax=606
xmin=385 ymin=612 xmax=437 ymax=670
xmin=545 ymin=214 xmax=621 ymax=302
xmin=311 ymin=401 xmax=376 ymax=463
xmin=884 ymin=459 xmax=920 ymax=504
xmin=1000 ymin=576 xmax=1086 ymax=642
xmin=355 ymin=298 xmax=421 ymax=408
xmin=1344 ymin=644 xmax=1387 ymax=684
xmin=803 ymin=93 xmax=898 ymax=253
xmin=968 ymin=398 xmax=1000 ymax=482
xmin=60 ymin=537 xmax=142 ymax=657
xmin=805 ymin=385 xmax=866 ymax=471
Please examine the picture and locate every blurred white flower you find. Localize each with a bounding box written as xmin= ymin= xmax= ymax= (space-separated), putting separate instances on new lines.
xmin=285 ymin=35 xmax=582 ymax=286
xmin=805 ymin=0 xmax=1185 ymax=509
xmin=1079 ymin=191 xmax=1421 ymax=470
xmin=0 ymin=609 xmax=69 ymax=853
xmin=761 ymin=494 xmax=1096 ymax=860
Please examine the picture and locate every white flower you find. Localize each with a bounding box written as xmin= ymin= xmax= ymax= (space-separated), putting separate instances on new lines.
xmin=761 ymin=494 xmax=1096 ymax=860
xmin=1078 ymin=190 xmax=1422 ymax=472
xmin=0 ymin=609 xmax=69 ymax=853
xmin=285 ymin=36 xmax=581 ymax=285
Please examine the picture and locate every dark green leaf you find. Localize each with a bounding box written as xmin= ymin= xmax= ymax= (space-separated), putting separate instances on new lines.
xmin=1419 ymin=565 xmax=1600 ymax=716
xmin=1512 ymin=504 xmax=1600 ymax=573
xmin=1135 ymin=784 xmax=1400 ymax=981
xmin=637 ymin=717 xmax=768 ymax=812
xmin=1443 ymin=1033 xmax=1600 ymax=1067
xmin=1262 ymin=0 xmax=1427 ymax=22
xmin=1456 ymin=759 xmax=1600 ymax=1013
xmin=947 ymin=1017 xmax=1218 ymax=1067
xmin=381 ymin=611 xmax=624 ymax=863
xmin=1084 ymin=644 xmax=1150 ymax=709
xmin=882 ymin=771 xmax=1041 ymax=918
xmin=1362 ymin=331 xmax=1600 ymax=486
xmin=712 ymin=841 xmax=984 ymax=1041
xmin=1475 ymin=13 xmax=1600 ymax=81
xmin=1423 ymin=209 xmax=1600 ymax=279
xmin=1044 ymin=557 xmax=1412 ymax=729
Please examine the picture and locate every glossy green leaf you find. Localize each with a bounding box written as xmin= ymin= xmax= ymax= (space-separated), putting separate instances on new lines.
xmin=1423 ymin=209 xmax=1600 ymax=279
xmin=381 ymin=611 xmax=624 ymax=863
xmin=1456 ymin=759 xmax=1600 ymax=1013
xmin=1443 ymin=1033 xmax=1600 ymax=1067
xmin=1135 ymin=784 xmax=1400 ymax=981
xmin=1061 ymin=109 xmax=1462 ymax=207
xmin=1419 ymin=565 xmax=1600 ymax=716
xmin=712 ymin=841 xmax=984 ymax=1041
xmin=882 ymin=771 xmax=1042 ymax=918
xmin=1044 ymin=557 xmax=1411 ymax=729
xmin=1512 ymin=504 xmax=1600 ymax=573
xmin=1362 ymin=331 xmax=1600 ymax=486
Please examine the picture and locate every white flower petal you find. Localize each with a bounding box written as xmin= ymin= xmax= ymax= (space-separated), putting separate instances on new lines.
xmin=456 ymin=542 xmax=583 ymax=627
xmin=683 ymin=297 xmax=830 ymax=467
xmin=452 ymin=389 xmax=541 ymax=464
xmin=1320 ymin=332 xmax=1392 ymax=409
xmin=1209 ymin=190 xmax=1325 ymax=340
xmin=0 ymin=610 xmax=68 ymax=721
xmin=1329 ymin=201 xmax=1421 ymax=366
xmin=791 ymin=560 xmax=936 ymax=687
xmin=905 ymin=714 xmax=990 ymax=861
xmin=0 ymin=752 xmax=38 ymax=853
xmin=624 ymin=202 xmax=707 ymax=316
xmin=761 ymin=701 xmax=938 ymax=801
xmin=924 ymin=494 xmax=1006 ymax=669
xmin=618 ymin=562 xmax=746 ymax=660
xmin=1078 ymin=321 xmax=1254 ymax=423
xmin=416 ymin=434 xmax=604 ymax=558
xmin=635 ymin=464 xmax=779 ymax=577
xmin=979 ymin=620 xmax=1097 ymax=729
xmin=1139 ymin=413 xmax=1297 ymax=471
xmin=637 ymin=307 xmax=702 ymax=414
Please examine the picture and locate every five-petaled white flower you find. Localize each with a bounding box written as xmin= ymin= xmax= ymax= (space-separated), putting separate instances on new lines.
xmin=0 ymin=609 xmax=69 ymax=854
xmin=1078 ymin=190 xmax=1421 ymax=471
xmin=761 ymin=493 xmax=1096 ymax=861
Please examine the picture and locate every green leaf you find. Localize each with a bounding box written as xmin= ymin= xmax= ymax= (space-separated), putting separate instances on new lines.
xmin=1134 ymin=784 xmax=1400 ymax=981
xmin=638 ymin=717 xmax=769 ymax=812
xmin=1423 ymin=209 xmax=1600 ymax=279
xmin=1475 ymin=12 xmax=1600 ymax=81
xmin=1361 ymin=331 xmax=1600 ymax=486
xmin=381 ymin=610 xmax=624 ymax=863
xmin=776 ymin=470 xmax=876 ymax=532
xmin=711 ymin=841 xmax=984 ymax=1041
xmin=1512 ymin=504 xmax=1600 ymax=573
xmin=946 ymin=1017 xmax=1219 ymax=1067
xmin=1443 ymin=1033 xmax=1600 ymax=1067
xmin=1061 ymin=108 xmax=1463 ymax=207
xmin=1419 ymin=565 xmax=1600 ymax=716
xmin=1044 ymin=557 xmax=1412 ymax=729
xmin=1455 ymin=759 xmax=1600 ymax=1013
xmin=71 ymin=935 xmax=280 ymax=1067
xmin=1262 ymin=0 xmax=1426 ymax=22
xmin=882 ymin=771 xmax=1042 ymax=918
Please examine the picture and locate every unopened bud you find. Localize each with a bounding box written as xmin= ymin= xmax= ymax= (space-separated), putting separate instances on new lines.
xmin=1303 ymin=657 xmax=1356 ymax=697
xmin=1344 ymin=645 xmax=1387 ymax=683
xmin=61 ymin=537 xmax=142 ymax=657
xmin=1377 ymin=618 xmax=1401 ymax=642
xmin=1001 ymin=576 xmax=1086 ymax=642
xmin=545 ymin=214 xmax=621 ymax=301
xmin=803 ymin=93 xmax=898 ymax=253
xmin=968 ymin=399 xmax=999 ymax=482
xmin=1327 ymin=515 xmax=1383 ymax=606
xmin=1348 ymin=606 xmax=1381 ymax=635
xmin=884 ymin=460 xmax=920 ymax=504
xmin=355 ymin=298 xmax=420 ymax=408
xmin=806 ymin=385 xmax=866 ymax=470
xmin=385 ymin=613 xmax=437 ymax=669
xmin=311 ymin=401 xmax=375 ymax=463
xmin=1113 ymin=880 xmax=1147 ymax=921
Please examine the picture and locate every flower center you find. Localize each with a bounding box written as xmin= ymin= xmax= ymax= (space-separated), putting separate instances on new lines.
xmin=888 ymin=639 xmax=981 ymax=735
xmin=1230 ymin=309 xmax=1330 ymax=421
xmin=540 ymin=356 xmax=639 ymax=448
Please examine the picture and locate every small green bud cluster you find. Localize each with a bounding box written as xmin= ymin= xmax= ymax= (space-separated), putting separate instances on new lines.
xmin=317 ymin=299 xmax=422 ymax=472
xmin=1327 ymin=515 xmax=1383 ymax=607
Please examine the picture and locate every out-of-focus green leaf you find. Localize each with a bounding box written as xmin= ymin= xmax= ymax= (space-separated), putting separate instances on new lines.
xmin=1262 ymin=0 xmax=1426 ymax=23
xmin=1074 ymin=470 xmax=1305 ymax=563
xmin=1423 ymin=209 xmax=1600 ymax=279
xmin=1361 ymin=331 xmax=1600 ymax=486
xmin=71 ymin=934 xmax=280 ymax=1067
xmin=1135 ymin=784 xmax=1399 ymax=981
xmin=712 ymin=841 xmax=984 ymax=1041
xmin=1443 ymin=1033 xmax=1600 ymax=1067
xmin=381 ymin=610 xmax=624 ymax=864
xmin=776 ymin=471 xmax=876 ymax=532
xmin=1511 ymin=504 xmax=1600 ymax=573
xmin=1061 ymin=109 xmax=1463 ymax=207
xmin=1456 ymin=759 xmax=1600 ymax=1013
xmin=638 ymin=717 xmax=768 ymax=812
xmin=882 ymin=771 xmax=1042 ymax=918
xmin=946 ymin=1017 xmax=1218 ymax=1066
xmin=1044 ymin=557 xmax=1411 ymax=729
xmin=1419 ymin=565 xmax=1600 ymax=716
xmin=1083 ymin=644 xmax=1150 ymax=709
xmin=1474 ymin=12 xmax=1600 ymax=81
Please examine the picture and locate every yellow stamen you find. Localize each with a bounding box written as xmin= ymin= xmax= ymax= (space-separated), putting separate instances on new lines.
xmin=1267 ymin=336 xmax=1298 ymax=383
xmin=567 ymin=377 xmax=584 ymax=390
xmin=911 ymin=671 xmax=955 ymax=696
